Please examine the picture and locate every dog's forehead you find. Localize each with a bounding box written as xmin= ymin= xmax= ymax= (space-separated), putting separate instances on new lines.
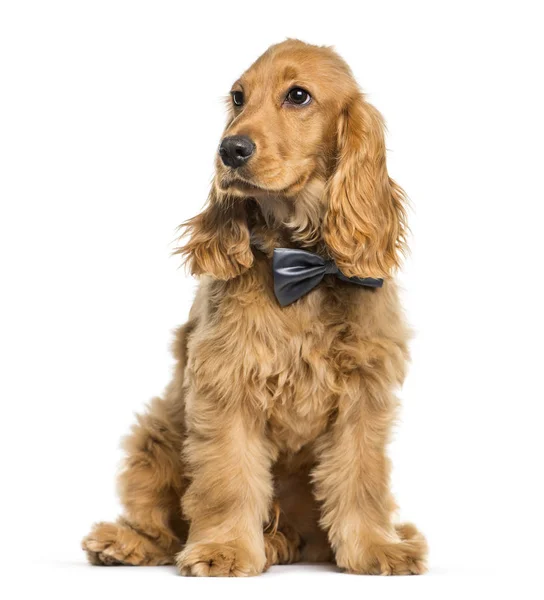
xmin=239 ymin=59 xmax=303 ymax=90
xmin=237 ymin=43 xmax=355 ymax=99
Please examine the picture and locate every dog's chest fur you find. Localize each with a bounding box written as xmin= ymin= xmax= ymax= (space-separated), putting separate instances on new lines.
xmin=186 ymin=266 xmax=402 ymax=456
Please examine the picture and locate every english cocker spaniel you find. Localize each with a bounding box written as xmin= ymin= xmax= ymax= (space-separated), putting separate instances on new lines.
xmin=82 ymin=39 xmax=428 ymax=576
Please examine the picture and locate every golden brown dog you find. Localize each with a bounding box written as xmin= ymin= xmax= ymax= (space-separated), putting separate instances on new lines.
xmin=82 ymin=39 xmax=427 ymax=576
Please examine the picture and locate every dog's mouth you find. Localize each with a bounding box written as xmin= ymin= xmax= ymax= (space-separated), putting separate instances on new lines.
xmin=217 ymin=171 xmax=274 ymax=197
xmin=216 ymin=168 xmax=312 ymax=199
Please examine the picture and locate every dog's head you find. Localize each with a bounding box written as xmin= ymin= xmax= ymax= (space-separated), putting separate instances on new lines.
xmin=178 ymin=39 xmax=407 ymax=281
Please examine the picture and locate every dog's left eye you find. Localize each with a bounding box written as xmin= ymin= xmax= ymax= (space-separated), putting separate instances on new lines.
xmin=286 ymin=87 xmax=312 ymax=106
xmin=231 ymin=91 xmax=244 ymax=106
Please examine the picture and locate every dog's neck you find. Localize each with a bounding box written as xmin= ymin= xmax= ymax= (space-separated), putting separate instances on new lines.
xmin=248 ymin=176 xmax=328 ymax=257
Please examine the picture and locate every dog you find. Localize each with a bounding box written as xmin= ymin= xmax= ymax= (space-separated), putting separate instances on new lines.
xmin=82 ymin=39 xmax=428 ymax=576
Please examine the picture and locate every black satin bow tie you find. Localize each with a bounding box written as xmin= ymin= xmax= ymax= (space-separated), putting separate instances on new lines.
xmin=272 ymin=248 xmax=383 ymax=307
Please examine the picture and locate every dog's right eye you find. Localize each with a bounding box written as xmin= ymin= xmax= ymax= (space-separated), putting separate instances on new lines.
xmin=231 ymin=91 xmax=244 ymax=106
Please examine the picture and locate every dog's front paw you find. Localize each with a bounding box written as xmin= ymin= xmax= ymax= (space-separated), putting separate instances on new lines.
xmin=176 ymin=542 xmax=265 ymax=577
xmin=336 ymin=523 xmax=428 ymax=575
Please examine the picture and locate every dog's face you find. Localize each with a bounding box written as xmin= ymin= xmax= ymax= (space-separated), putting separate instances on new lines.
xmin=178 ymin=40 xmax=407 ymax=282
xmin=216 ymin=42 xmax=350 ymax=198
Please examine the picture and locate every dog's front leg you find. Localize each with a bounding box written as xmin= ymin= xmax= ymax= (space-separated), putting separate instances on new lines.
xmin=313 ymin=380 xmax=428 ymax=575
xmin=176 ymin=391 xmax=274 ymax=577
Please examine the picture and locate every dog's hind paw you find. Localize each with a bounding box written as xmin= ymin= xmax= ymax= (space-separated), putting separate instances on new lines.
xmin=82 ymin=521 xmax=174 ymax=566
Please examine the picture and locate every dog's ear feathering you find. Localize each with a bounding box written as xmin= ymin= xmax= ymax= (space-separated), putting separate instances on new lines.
xmin=174 ymin=190 xmax=253 ymax=280
xmin=323 ymin=93 xmax=408 ymax=279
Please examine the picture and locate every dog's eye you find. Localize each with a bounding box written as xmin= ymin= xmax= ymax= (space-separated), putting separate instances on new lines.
xmin=286 ymin=87 xmax=311 ymax=106
xmin=231 ymin=91 xmax=244 ymax=106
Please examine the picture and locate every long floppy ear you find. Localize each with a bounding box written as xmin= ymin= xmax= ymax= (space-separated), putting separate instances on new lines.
xmin=174 ymin=189 xmax=253 ymax=280
xmin=323 ymin=94 xmax=407 ymax=278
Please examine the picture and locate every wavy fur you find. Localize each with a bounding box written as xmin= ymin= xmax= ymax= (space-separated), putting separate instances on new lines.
xmin=83 ymin=39 xmax=427 ymax=577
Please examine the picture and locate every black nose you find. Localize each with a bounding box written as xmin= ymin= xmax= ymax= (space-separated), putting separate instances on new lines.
xmin=219 ymin=135 xmax=255 ymax=168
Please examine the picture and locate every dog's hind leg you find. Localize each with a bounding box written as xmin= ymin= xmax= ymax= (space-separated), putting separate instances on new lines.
xmin=264 ymin=520 xmax=302 ymax=568
xmin=271 ymin=462 xmax=333 ymax=565
xmin=82 ymin=394 xmax=189 ymax=565
xmin=83 ymin=324 xmax=193 ymax=566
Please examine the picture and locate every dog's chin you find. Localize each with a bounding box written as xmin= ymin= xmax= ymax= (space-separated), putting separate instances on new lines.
xmin=218 ymin=179 xmax=266 ymax=198
xmin=215 ymin=172 xmax=311 ymax=200
xmin=215 ymin=173 xmax=279 ymax=199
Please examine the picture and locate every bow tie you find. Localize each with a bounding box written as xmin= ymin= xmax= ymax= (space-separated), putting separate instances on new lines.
xmin=272 ymin=248 xmax=383 ymax=307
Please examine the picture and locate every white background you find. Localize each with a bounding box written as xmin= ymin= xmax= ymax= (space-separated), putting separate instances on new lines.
xmin=1 ymin=1 xmax=543 ymax=598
